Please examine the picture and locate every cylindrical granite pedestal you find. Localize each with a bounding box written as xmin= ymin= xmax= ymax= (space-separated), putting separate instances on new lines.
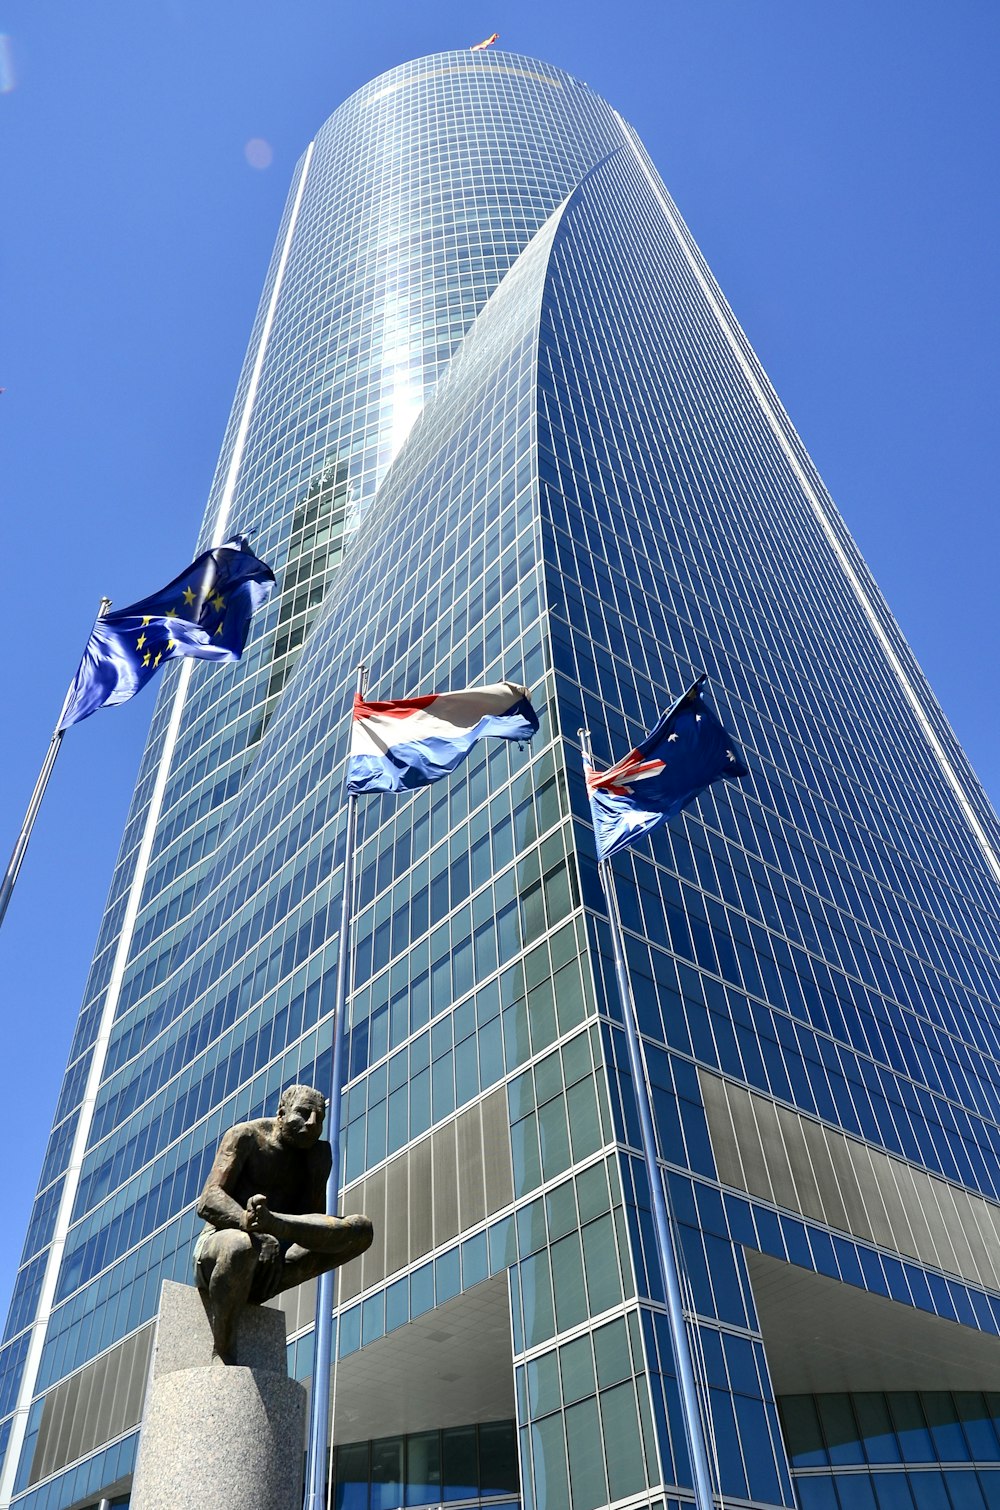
xmin=130 ymin=1281 xmax=306 ymax=1510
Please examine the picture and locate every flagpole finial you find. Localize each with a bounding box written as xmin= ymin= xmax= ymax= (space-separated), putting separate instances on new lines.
xmin=99 ymin=597 xmax=112 ymax=618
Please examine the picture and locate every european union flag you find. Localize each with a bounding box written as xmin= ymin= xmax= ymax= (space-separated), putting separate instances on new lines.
xmin=59 ymin=537 xmax=275 ymax=729
xmin=585 ymin=676 xmax=748 ymax=861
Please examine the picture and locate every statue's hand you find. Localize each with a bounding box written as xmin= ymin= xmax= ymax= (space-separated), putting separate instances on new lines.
xmin=244 ymin=1193 xmax=278 ymax=1236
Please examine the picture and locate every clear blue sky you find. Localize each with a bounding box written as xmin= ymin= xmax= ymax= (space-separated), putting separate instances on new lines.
xmin=1 ymin=1 xmax=997 ymax=1320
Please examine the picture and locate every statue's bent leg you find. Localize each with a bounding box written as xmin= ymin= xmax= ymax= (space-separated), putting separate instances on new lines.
xmin=267 ymin=1210 xmax=373 ymax=1256
xmin=258 ymin=1215 xmax=373 ymax=1301
xmin=195 ymin=1229 xmax=260 ymax=1361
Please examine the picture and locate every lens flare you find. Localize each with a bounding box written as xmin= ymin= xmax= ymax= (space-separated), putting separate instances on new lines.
xmin=0 ymin=36 xmax=17 ymax=94
xmin=244 ymin=138 xmax=273 ymax=170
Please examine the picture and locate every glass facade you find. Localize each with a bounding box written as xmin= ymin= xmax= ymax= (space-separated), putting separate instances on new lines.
xmin=3 ymin=45 xmax=1000 ymax=1510
xmin=781 ymin=1391 xmax=1000 ymax=1509
xmin=332 ymin=1421 xmax=519 ymax=1510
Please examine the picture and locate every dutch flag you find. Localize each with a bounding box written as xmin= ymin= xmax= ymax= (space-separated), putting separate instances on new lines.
xmin=347 ymin=682 xmax=540 ymax=794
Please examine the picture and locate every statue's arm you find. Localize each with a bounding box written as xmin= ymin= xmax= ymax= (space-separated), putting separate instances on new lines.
xmin=196 ymin=1126 xmax=254 ymax=1231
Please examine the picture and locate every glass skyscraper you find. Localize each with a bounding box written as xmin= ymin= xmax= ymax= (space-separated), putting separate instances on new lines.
xmin=4 ymin=47 xmax=1000 ymax=1510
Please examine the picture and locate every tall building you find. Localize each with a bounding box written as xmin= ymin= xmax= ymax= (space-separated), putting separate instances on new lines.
xmin=4 ymin=47 xmax=1000 ymax=1510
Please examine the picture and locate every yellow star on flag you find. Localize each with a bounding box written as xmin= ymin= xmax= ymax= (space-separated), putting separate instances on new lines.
xmin=141 ymin=616 xmax=152 ymax=626
xmin=153 ymin=652 xmax=162 ymax=667
xmin=142 ymin=652 xmax=151 ymax=667
xmin=211 ymin=593 xmax=225 ymax=612
xmin=137 ymin=633 xmax=147 ymax=649
xmin=183 ymin=586 xmax=196 ymax=605
xmin=214 ymin=624 xmax=223 ymax=637
xmin=166 ymin=638 xmax=176 ymax=652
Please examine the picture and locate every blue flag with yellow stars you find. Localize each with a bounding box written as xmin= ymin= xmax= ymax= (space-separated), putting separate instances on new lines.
xmin=59 ymin=537 xmax=275 ymax=729
xmin=584 ymin=676 xmax=749 ymax=861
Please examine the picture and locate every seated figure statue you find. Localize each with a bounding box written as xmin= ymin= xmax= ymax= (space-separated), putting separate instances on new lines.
xmin=194 ymin=1083 xmax=372 ymax=1361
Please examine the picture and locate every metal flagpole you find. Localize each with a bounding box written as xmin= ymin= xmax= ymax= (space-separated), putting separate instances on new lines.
xmin=580 ymin=730 xmax=717 ymax=1510
xmin=0 ymin=596 xmax=112 ymax=934
xmin=304 ymin=663 xmax=368 ymax=1510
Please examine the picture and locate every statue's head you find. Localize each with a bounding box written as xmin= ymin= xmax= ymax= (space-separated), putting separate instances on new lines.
xmin=276 ymin=1084 xmax=327 ymax=1149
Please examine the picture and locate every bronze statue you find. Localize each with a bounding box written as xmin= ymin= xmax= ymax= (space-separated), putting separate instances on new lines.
xmin=194 ymin=1084 xmax=372 ymax=1361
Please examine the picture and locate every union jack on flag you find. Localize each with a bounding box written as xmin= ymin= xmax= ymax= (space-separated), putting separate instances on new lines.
xmin=584 ymin=676 xmax=748 ymax=860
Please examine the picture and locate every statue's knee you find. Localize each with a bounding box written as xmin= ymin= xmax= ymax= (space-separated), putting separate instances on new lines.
xmin=215 ymin=1229 xmax=256 ymax=1269
xmin=348 ymin=1215 xmax=374 ymax=1255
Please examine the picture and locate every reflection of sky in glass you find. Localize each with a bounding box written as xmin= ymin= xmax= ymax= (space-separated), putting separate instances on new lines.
xmin=385 ymin=356 xmax=423 ymax=465
xmin=374 ymin=266 xmax=425 ymax=492
xmin=250 ymin=52 xmax=625 ymax=540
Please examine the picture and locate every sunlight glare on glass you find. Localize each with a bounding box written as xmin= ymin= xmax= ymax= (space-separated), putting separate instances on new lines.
xmin=244 ymin=137 xmax=273 ymax=170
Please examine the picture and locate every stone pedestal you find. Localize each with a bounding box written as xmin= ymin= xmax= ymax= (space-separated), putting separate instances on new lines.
xmin=130 ymin=1281 xmax=306 ymax=1510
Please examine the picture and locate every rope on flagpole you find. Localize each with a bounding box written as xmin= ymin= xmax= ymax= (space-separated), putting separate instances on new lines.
xmin=0 ymin=597 xmax=112 ymax=935
xmin=580 ymin=727 xmax=717 ymax=1510
xmin=304 ymin=662 xmax=368 ymax=1510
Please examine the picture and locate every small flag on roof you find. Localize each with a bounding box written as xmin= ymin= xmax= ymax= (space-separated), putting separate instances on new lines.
xmin=471 ymin=32 xmax=499 ymax=50
xmin=585 ymin=676 xmax=748 ymax=861
xmin=59 ymin=537 xmax=275 ymax=729
xmin=348 ymin=682 xmax=538 ymax=793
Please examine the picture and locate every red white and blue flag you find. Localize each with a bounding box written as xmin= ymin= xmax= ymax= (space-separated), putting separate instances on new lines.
xmin=347 ymin=682 xmax=539 ymax=794
xmin=585 ymin=676 xmax=748 ymax=860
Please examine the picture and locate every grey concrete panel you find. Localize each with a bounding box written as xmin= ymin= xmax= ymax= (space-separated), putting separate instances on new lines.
xmin=892 ymin=1160 xmax=941 ymax=1265
xmin=276 ymin=1274 xmax=316 ymax=1337
xmin=432 ymin=1122 xmax=460 ymax=1248
xmin=798 ymin=1114 xmax=851 ymax=1233
xmin=30 ymin=1324 xmax=155 ymax=1486
xmin=919 ymin=1177 xmax=963 ymax=1276
xmin=456 ymin=1103 xmax=487 ymax=1230
xmin=409 ymin=1137 xmax=433 ymax=1259
xmin=724 ymin=1081 xmax=774 ymax=1205
xmin=481 ymin=1087 xmax=514 ymax=1212
xmin=337 ymin=1177 xmax=369 ymax=1304
xmin=933 ymin=1179 xmax=979 ymax=1282
xmin=361 ymin=1165 xmax=387 ymax=1291
xmin=775 ymin=1103 xmax=823 ymax=1221
xmin=965 ymin=1202 xmax=1000 ymax=1291
xmin=385 ymin=1153 xmax=410 ymax=1277
xmin=845 ymin=1141 xmax=895 ymax=1251
xmin=82 ymin=1352 xmax=113 ymax=1465
xmin=977 ymin=1196 xmax=1000 ymax=1257
xmin=751 ymin=1096 xmax=798 ymax=1212
xmin=823 ymin=1129 xmax=875 ymax=1242
xmin=701 ymin=1073 xmax=1000 ymax=1295
xmin=873 ymin=1158 xmax=919 ymax=1260
xmin=698 ymin=1073 xmax=744 ymax=1190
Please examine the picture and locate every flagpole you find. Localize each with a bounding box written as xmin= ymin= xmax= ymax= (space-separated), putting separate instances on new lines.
xmin=580 ymin=731 xmax=717 ymax=1510
xmin=304 ymin=663 xmax=368 ymax=1510
xmin=0 ymin=597 xmax=113 ymax=935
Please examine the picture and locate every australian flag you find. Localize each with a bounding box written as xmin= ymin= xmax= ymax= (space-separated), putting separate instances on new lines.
xmin=59 ymin=537 xmax=275 ymax=729
xmin=585 ymin=676 xmax=748 ymax=861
